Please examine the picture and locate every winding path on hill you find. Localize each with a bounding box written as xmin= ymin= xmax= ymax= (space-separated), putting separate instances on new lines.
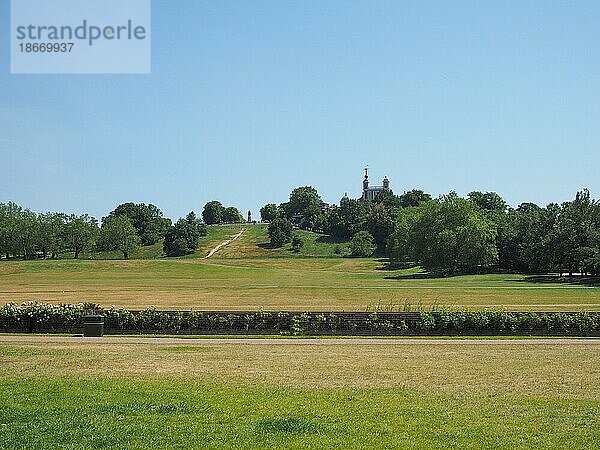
xmin=203 ymin=229 xmax=245 ymax=259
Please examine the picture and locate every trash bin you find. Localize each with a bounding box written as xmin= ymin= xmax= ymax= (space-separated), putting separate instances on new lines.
xmin=83 ymin=315 xmax=104 ymax=337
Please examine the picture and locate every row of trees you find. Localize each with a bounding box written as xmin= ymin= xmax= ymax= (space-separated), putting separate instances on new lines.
xmin=261 ymin=187 xmax=600 ymax=275
xmin=0 ymin=201 xmax=216 ymax=260
xmin=4 ymin=188 xmax=599 ymax=273
xmin=201 ymin=201 xmax=244 ymax=225
xmin=0 ymin=203 xmax=99 ymax=259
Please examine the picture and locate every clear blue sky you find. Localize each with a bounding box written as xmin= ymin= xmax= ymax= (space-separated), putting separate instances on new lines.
xmin=1 ymin=0 xmax=599 ymax=221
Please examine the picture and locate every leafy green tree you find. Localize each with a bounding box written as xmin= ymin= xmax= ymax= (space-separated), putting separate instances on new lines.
xmin=105 ymin=203 xmax=170 ymax=246
xmin=495 ymin=209 xmax=519 ymax=271
xmin=399 ymin=189 xmax=432 ymax=208
xmin=0 ymin=206 xmax=7 ymax=258
xmin=410 ymin=193 xmax=498 ymax=274
xmin=0 ymin=202 xmax=22 ymax=258
xmin=36 ymin=213 xmax=67 ymax=258
xmin=576 ymin=247 xmax=600 ymax=276
xmin=284 ymin=186 xmax=323 ymax=230
xmin=163 ymin=219 xmax=201 ymax=256
xmin=548 ymin=215 xmax=578 ymax=275
xmin=548 ymin=190 xmax=599 ymax=275
xmin=327 ymin=199 xmax=370 ymax=239
xmin=386 ymin=206 xmax=423 ymax=264
xmin=222 ymin=207 xmax=244 ymax=223
xmin=268 ymin=217 xmax=293 ymax=248
xmin=374 ymin=189 xmax=401 ymax=211
xmin=278 ymin=202 xmax=289 ymax=217
xmin=500 ymin=203 xmax=556 ymax=273
xmin=468 ymin=192 xmax=511 ymax=271
xmin=366 ymin=203 xmax=395 ymax=249
xmin=185 ymin=211 xmax=207 ymax=236
xmin=580 ymin=249 xmax=600 ymax=276
xmin=0 ymin=203 xmax=48 ymax=259
xmin=63 ymin=214 xmax=99 ymax=259
xmin=202 ymin=201 xmax=224 ymax=225
xmin=312 ymin=212 xmax=329 ymax=234
xmin=14 ymin=209 xmax=38 ymax=259
xmin=299 ymin=205 xmax=324 ymax=230
xmin=287 ymin=186 xmax=323 ymax=216
xmin=260 ymin=203 xmax=280 ymax=222
xmin=350 ymin=231 xmax=375 ymax=257
xmin=99 ymin=215 xmax=140 ymax=259
xmin=468 ymin=191 xmax=508 ymax=214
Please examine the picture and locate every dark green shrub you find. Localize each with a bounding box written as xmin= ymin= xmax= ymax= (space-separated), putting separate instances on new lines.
xmin=350 ymin=231 xmax=375 ymax=257
xmin=572 ymin=312 xmax=596 ymax=334
xmin=549 ymin=313 xmax=571 ymax=333
xmin=268 ymin=218 xmax=293 ymax=247
xmin=417 ymin=312 xmax=436 ymax=332
xmin=487 ymin=310 xmax=509 ymax=332
xmin=136 ymin=307 xmax=167 ymax=331
xmin=327 ymin=313 xmax=341 ymax=333
xmin=396 ymin=320 xmax=408 ymax=334
xmin=366 ymin=312 xmax=380 ymax=331
xmin=312 ymin=314 xmax=327 ymax=333
xmin=255 ymin=308 xmax=271 ymax=330
xmin=104 ymin=307 xmax=135 ymax=331
xmin=188 ymin=311 xmax=204 ymax=330
xmin=1 ymin=302 xmax=599 ymax=336
xmin=291 ymin=312 xmax=310 ymax=335
xmin=292 ymin=235 xmax=304 ymax=253
xmin=276 ymin=312 xmax=290 ymax=333
xmin=518 ymin=312 xmax=542 ymax=332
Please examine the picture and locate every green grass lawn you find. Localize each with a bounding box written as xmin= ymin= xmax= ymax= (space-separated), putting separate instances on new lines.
xmin=0 ymin=257 xmax=598 ymax=311
xmin=0 ymin=339 xmax=598 ymax=449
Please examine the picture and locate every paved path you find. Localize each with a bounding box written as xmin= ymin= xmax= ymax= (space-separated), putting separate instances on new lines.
xmin=203 ymin=229 xmax=244 ymax=259
xmin=0 ymin=336 xmax=598 ymax=345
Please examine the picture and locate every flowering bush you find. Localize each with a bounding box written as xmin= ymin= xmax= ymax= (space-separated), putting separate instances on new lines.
xmin=0 ymin=302 xmax=598 ymax=336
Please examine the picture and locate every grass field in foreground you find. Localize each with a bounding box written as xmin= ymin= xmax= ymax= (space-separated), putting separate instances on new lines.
xmin=0 ymin=256 xmax=599 ymax=311
xmin=0 ymin=340 xmax=598 ymax=449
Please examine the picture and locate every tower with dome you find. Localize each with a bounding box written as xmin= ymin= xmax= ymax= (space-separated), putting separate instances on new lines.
xmin=340 ymin=168 xmax=391 ymax=204
xmin=362 ymin=167 xmax=390 ymax=200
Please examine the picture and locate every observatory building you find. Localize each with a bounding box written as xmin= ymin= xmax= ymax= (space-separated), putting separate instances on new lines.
xmin=341 ymin=168 xmax=390 ymax=204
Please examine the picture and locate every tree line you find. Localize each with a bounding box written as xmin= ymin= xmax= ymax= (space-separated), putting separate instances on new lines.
xmin=0 ymin=201 xmax=245 ymax=260
xmin=261 ymin=187 xmax=600 ymax=276
xmin=3 ymin=188 xmax=599 ymax=275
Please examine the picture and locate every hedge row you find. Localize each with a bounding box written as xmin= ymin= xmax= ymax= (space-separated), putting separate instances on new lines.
xmin=1 ymin=302 xmax=599 ymax=336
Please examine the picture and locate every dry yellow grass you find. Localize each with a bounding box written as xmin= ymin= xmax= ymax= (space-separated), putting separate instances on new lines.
xmin=1 ymin=339 xmax=599 ymax=399
xmin=0 ymin=256 xmax=599 ymax=310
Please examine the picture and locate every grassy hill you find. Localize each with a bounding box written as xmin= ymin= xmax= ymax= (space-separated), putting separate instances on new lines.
xmin=186 ymin=223 xmax=247 ymax=258
xmin=2 ymin=224 xmax=599 ymax=311
xmin=189 ymin=224 xmax=351 ymax=259
xmin=47 ymin=224 xmax=347 ymax=261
